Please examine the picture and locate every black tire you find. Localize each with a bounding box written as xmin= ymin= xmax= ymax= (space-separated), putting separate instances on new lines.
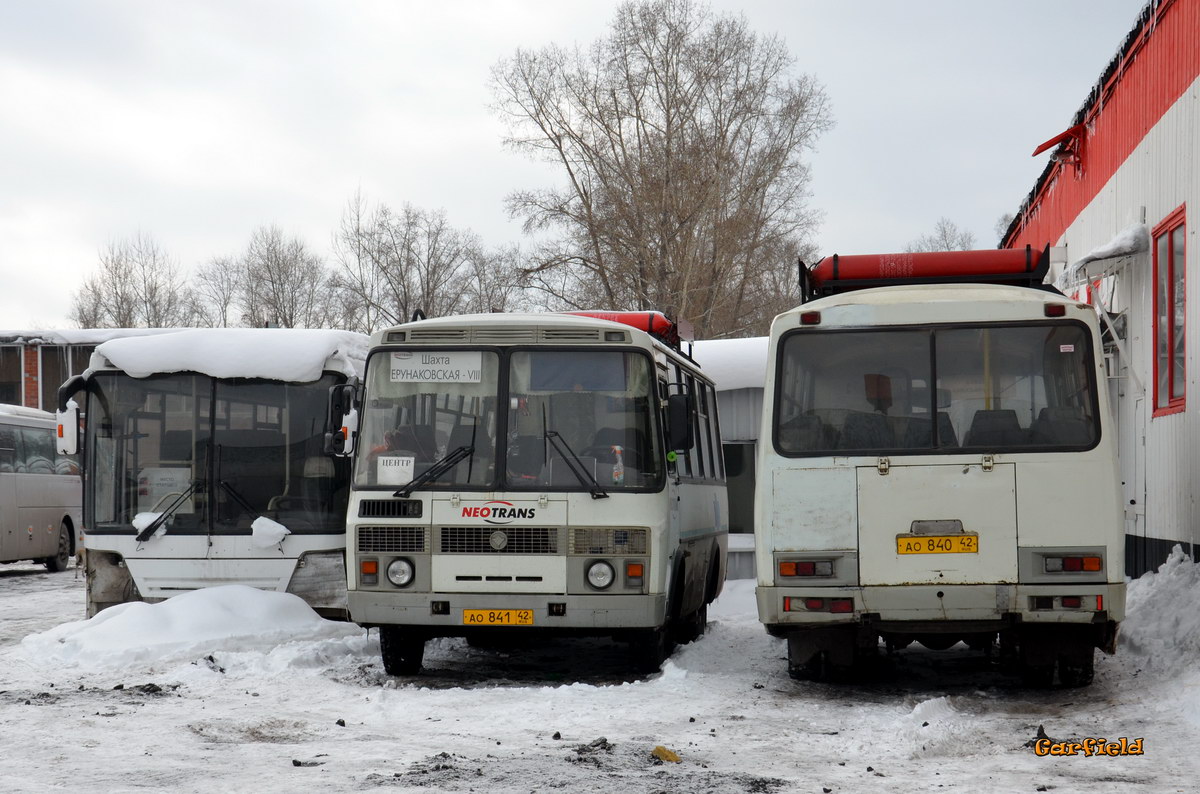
xmin=45 ymin=523 xmax=71 ymax=572
xmin=673 ymin=603 xmax=707 ymax=645
xmin=1058 ymin=651 xmax=1095 ymax=688
xmin=1020 ymin=661 xmax=1056 ymax=688
xmin=632 ymin=627 xmax=675 ymax=673
xmin=379 ymin=626 xmax=425 ymax=676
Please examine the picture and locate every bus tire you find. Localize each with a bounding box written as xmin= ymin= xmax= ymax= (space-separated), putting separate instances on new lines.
xmin=1058 ymin=649 xmax=1095 ymax=688
xmin=674 ymin=603 xmax=708 ymax=646
xmin=379 ymin=626 xmax=425 ymax=676
xmin=45 ymin=522 xmax=71 ymax=572
xmin=632 ymin=627 xmax=674 ymax=673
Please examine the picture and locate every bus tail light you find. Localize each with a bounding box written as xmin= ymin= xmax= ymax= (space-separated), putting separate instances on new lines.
xmin=1044 ymin=555 xmax=1102 ymax=573
xmin=800 ymin=311 xmax=822 ymax=325
xmin=783 ymin=597 xmax=853 ymax=613
xmin=1061 ymin=596 xmax=1082 ymax=608
xmin=830 ymin=599 xmax=854 ymax=614
xmin=1044 ymin=304 xmax=1067 ymax=317
xmin=778 ymin=560 xmax=834 ymax=578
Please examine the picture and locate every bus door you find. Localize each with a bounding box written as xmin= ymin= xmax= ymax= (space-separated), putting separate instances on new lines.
xmin=0 ymin=424 xmax=18 ymax=561
xmin=856 ymin=461 xmax=1018 ymax=587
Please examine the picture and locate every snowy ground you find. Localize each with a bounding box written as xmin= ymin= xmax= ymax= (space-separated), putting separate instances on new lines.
xmin=3 ymin=557 xmax=1198 ymax=794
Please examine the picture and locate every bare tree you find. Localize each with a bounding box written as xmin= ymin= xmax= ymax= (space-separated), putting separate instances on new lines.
xmin=490 ymin=0 xmax=831 ymax=337
xmin=191 ymin=256 xmax=242 ymax=328
xmin=69 ymin=232 xmax=192 ymax=328
xmin=905 ymin=217 xmax=977 ymax=253
xmin=333 ymin=193 xmax=527 ymax=331
xmin=239 ymin=225 xmax=335 ymax=328
xmin=994 ymin=213 xmax=1016 ymax=247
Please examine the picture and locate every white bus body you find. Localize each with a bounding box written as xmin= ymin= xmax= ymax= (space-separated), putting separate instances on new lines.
xmin=0 ymin=405 xmax=82 ymax=570
xmin=338 ymin=312 xmax=728 ymax=674
xmin=756 ymin=277 xmax=1124 ymax=686
xmin=58 ymin=329 xmax=367 ymax=618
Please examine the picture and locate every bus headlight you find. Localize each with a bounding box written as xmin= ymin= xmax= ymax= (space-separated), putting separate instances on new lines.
xmin=586 ymin=561 xmax=615 ymax=590
xmin=387 ymin=558 xmax=415 ymax=588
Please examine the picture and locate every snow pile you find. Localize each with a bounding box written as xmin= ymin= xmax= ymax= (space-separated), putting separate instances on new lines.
xmin=19 ymin=585 xmax=361 ymax=671
xmin=1119 ymin=545 xmax=1200 ymax=675
xmin=691 ymin=337 xmax=769 ymax=391
xmin=95 ymin=328 xmax=369 ymax=381
xmin=251 ymin=515 xmax=291 ymax=548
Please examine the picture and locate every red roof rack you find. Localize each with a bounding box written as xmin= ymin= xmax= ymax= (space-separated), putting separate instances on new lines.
xmin=801 ymin=244 xmax=1052 ymax=301
xmin=562 ymin=311 xmax=682 ymax=348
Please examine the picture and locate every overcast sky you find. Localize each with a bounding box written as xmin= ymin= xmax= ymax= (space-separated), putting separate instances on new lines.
xmin=1 ymin=0 xmax=1146 ymax=330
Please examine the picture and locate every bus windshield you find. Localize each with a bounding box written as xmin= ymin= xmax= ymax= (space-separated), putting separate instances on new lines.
xmin=86 ymin=373 xmax=349 ymax=534
xmin=356 ymin=350 xmax=500 ymax=489
xmin=354 ymin=348 xmax=663 ymax=491
xmin=506 ymin=350 xmax=661 ymax=490
xmin=775 ymin=322 xmax=1099 ymax=455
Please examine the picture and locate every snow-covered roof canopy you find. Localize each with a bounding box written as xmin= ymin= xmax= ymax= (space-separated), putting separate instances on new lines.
xmin=0 ymin=328 xmax=183 ymax=346
xmin=93 ymin=329 xmax=369 ymax=381
xmin=691 ymin=337 xmax=768 ymax=392
xmin=1056 ymin=223 xmax=1150 ymax=289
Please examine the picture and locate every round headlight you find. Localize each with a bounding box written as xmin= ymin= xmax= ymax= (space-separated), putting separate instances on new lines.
xmin=586 ymin=561 xmax=615 ymax=590
xmin=387 ymin=558 xmax=415 ymax=587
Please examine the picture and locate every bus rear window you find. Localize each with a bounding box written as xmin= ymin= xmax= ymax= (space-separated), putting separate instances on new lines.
xmin=775 ymin=323 xmax=1099 ymax=455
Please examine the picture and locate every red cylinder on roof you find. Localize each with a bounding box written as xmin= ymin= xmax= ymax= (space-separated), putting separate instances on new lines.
xmin=562 ymin=310 xmax=680 ymax=347
xmin=807 ymin=246 xmax=1049 ymax=296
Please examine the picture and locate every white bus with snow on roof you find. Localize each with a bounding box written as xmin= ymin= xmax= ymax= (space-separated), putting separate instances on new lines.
xmin=328 ymin=311 xmax=728 ymax=674
xmin=756 ymin=247 xmax=1124 ymax=687
xmin=56 ymin=329 xmax=367 ymax=618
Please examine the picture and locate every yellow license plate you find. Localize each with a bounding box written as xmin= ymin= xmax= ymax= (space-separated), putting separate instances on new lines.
xmin=896 ymin=535 xmax=979 ymax=554
xmin=462 ymin=609 xmax=535 ymax=626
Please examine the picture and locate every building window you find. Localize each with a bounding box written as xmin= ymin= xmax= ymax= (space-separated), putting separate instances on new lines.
xmin=39 ymin=344 xmax=96 ymax=412
xmin=0 ymin=346 xmax=20 ymax=405
xmin=1154 ymin=205 xmax=1186 ymax=415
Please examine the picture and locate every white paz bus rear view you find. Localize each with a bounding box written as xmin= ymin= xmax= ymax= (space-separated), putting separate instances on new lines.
xmin=756 ymin=247 xmax=1123 ymax=687
xmin=330 ymin=311 xmax=728 ymax=675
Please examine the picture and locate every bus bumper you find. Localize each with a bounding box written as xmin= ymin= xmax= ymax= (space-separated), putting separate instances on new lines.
xmin=757 ymin=582 xmax=1127 ymax=629
xmin=348 ymin=591 xmax=667 ymax=633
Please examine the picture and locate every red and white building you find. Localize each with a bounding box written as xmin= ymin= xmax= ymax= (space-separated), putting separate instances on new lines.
xmin=1003 ymin=0 xmax=1198 ymax=575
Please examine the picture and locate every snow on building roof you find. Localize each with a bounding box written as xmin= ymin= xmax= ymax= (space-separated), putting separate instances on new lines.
xmin=0 ymin=328 xmax=183 ymax=346
xmin=94 ymin=329 xmax=369 ymax=381
xmin=691 ymin=337 xmax=768 ymax=392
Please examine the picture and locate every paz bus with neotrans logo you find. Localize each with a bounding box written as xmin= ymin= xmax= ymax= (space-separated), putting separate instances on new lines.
xmin=56 ymin=329 xmax=367 ymax=618
xmin=756 ymin=247 xmax=1123 ymax=687
xmin=327 ymin=311 xmax=728 ymax=674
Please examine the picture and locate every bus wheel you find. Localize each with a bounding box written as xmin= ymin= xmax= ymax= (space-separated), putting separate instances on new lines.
xmin=1058 ymin=649 xmax=1095 ymax=688
xmin=673 ymin=604 xmax=708 ymax=645
xmin=1019 ymin=660 xmax=1056 ymax=688
xmin=45 ymin=523 xmax=71 ymax=572
xmin=632 ymin=627 xmax=675 ymax=673
xmin=379 ymin=626 xmax=425 ymax=676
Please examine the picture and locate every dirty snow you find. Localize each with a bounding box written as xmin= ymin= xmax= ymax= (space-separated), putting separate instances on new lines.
xmin=94 ymin=328 xmax=369 ymax=381
xmin=1 ymin=556 xmax=1196 ymax=792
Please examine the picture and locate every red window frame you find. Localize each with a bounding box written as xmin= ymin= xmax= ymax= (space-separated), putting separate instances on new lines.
xmin=1153 ymin=204 xmax=1187 ymax=416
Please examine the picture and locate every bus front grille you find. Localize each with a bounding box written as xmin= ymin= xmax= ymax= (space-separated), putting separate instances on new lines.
xmin=439 ymin=527 xmax=558 ymax=554
xmin=357 ymin=526 xmax=429 ymax=553
xmin=570 ymin=527 xmax=648 ymax=555
xmin=359 ymin=499 xmax=423 ymax=518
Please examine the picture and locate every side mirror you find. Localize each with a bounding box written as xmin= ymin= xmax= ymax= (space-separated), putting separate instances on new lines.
xmin=323 ymin=383 xmax=359 ymax=457
xmin=56 ymin=401 xmax=79 ymax=456
xmin=667 ymin=393 xmax=694 ymax=453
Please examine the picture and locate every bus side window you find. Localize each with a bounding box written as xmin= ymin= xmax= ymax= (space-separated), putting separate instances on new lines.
xmin=706 ymin=383 xmax=725 ymax=481
xmin=0 ymin=425 xmax=17 ymax=472
xmin=21 ymin=427 xmax=55 ymax=474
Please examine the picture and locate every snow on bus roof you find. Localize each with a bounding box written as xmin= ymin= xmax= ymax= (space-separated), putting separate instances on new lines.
xmin=95 ymin=329 xmax=369 ymax=381
xmin=691 ymin=337 xmax=768 ymax=392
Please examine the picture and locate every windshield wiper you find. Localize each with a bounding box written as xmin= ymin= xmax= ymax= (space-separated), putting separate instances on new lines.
xmin=395 ymin=445 xmax=474 ymax=498
xmin=220 ymin=480 xmax=263 ymax=520
xmin=544 ymin=430 xmax=608 ymax=500
xmin=134 ymin=482 xmax=197 ymax=542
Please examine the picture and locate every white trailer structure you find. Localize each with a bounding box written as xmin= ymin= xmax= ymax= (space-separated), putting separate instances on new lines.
xmin=1003 ymin=0 xmax=1199 ymax=576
